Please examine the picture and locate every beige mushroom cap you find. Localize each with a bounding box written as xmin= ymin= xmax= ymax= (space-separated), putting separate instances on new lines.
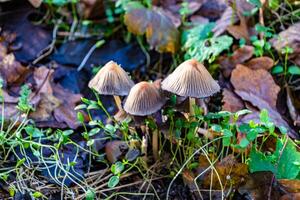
xmin=88 ymin=61 xmax=134 ymax=96
xmin=161 ymin=59 xmax=220 ymax=98
xmin=124 ymin=81 xmax=165 ymax=116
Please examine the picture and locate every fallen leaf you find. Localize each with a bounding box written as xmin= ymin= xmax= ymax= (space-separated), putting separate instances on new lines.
xmin=231 ymin=65 xmax=297 ymax=138
xmin=279 ymin=179 xmax=300 ymax=193
xmin=0 ymin=53 xmax=30 ymax=85
xmin=280 ymin=193 xmax=300 ymax=200
xmin=222 ymin=88 xmax=245 ymax=112
xmin=79 ymin=0 xmax=104 ymax=19
xmin=160 ymin=0 xmax=206 ymax=27
xmin=231 ymin=65 xmax=279 ymax=110
xmin=218 ymin=45 xmax=254 ymax=78
xmin=53 ymin=84 xmax=82 ymax=129
xmin=244 ymin=56 xmax=274 ymax=70
xmin=271 ymin=22 xmax=300 ymax=66
xmin=286 ymin=87 xmax=300 ymax=127
xmin=105 ymin=141 xmax=129 ymax=163
xmin=239 ymin=171 xmax=281 ymax=200
xmin=201 ymin=155 xmax=248 ymax=189
xmin=213 ymin=7 xmax=238 ymax=37
xmin=124 ymin=5 xmax=179 ymax=53
xmin=227 ymin=13 xmax=250 ymax=41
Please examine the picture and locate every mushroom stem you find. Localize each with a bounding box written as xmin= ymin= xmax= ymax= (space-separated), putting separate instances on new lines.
xmin=199 ymin=99 xmax=208 ymax=115
xmin=152 ymin=129 xmax=159 ymax=161
xmin=189 ymin=97 xmax=196 ymax=116
xmin=141 ymin=132 xmax=148 ymax=166
xmin=113 ymin=95 xmax=123 ymax=110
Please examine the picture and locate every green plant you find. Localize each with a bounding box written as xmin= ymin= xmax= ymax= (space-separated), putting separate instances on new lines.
xmin=182 ymin=23 xmax=233 ymax=63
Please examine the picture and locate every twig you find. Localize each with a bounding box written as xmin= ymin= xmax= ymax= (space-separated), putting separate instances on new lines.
xmin=77 ymin=40 xmax=105 ymax=71
xmin=32 ymin=20 xmax=61 ymax=65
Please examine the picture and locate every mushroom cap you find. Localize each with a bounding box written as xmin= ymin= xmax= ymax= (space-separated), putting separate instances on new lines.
xmin=124 ymin=81 xmax=165 ymax=116
xmin=88 ymin=61 xmax=134 ymax=96
xmin=161 ymin=59 xmax=220 ymax=98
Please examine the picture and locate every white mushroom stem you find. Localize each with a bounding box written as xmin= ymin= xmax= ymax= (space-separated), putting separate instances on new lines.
xmin=141 ymin=134 xmax=148 ymax=164
xmin=189 ymin=97 xmax=196 ymax=116
xmin=152 ymin=129 xmax=159 ymax=161
xmin=113 ymin=95 xmax=123 ymax=110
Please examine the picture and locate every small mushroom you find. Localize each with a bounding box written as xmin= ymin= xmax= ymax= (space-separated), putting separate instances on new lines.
xmin=124 ymin=81 xmax=165 ymax=161
xmin=161 ymin=59 xmax=220 ymax=115
xmin=88 ymin=61 xmax=134 ymax=111
xmin=124 ymin=81 xmax=165 ymax=116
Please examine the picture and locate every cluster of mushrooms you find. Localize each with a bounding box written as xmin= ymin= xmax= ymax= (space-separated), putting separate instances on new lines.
xmin=88 ymin=59 xmax=220 ymax=161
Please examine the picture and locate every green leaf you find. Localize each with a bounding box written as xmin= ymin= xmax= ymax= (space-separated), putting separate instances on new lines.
xmin=33 ymin=191 xmax=43 ymax=198
xmin=87 ymin=139 xmax=94 ymax=147
xmin=183 ymin=23 xmax=233 ymax=63
xmin=108 ymin=175 xmax=120 ymax=188
xmin=247 ymin=0 xmax=262 ymax=7
xmin=272 ymin=65 xmax=283 ymax=74
xmin=247 ymin=129 xmax=259 ymax=141
xmin=288 ymin=65 xmax=300 ymax=75
xmin=260 ymin=109 xmax=269 ymax=124
xmin=222 ymin=129 xmax=233 ymax=147
xmin=239 ymin=138 xmax=250 ymax=148
xmin=74 ymin=104 xmax=87 ymax=110
xmin=85 ymin=189 xmax=95 ymax=200
xmin=249 ymin=138 xmax=300 ymax=179
xmin=77 ymin=112 xmax=85 ymax=123
xmin=17 ymin=85 xmax=34 ymax=113
xmin=234 ymin=109 xmax=252 ymax=120
xmin=269 ymin=0 xmax=280 ymax=10
xmin=105 ymin=124 xmax=117 ymax=134
xmin=24 ymin=126 xmax=44 ymax=138
xmin=111 ymin=161 xmax=125 ymax=175
xmin=88 ymin=128 xmax=101 ymax=137
xmin=211 ymin=124 xmax=222 ymax=132
xmin=16 ymin=158 xmax=26 ymax=168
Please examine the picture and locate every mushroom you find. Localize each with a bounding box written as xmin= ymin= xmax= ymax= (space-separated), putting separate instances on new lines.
xmin=161 ymin=59 xmax=220 ymax=115
xmin=88 ymin=61 xmax=134 ymax=111
xmin=124 ymin=81 xmax=166 ymax=161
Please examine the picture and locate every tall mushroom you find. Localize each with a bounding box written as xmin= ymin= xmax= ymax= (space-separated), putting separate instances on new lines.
xmin=124 ymin=81 xmax=165 ymax=161
xmin=161 ymin=59 xmax=220 ymax=115
xmin=88 ymin=61 xmax=134 ymax=111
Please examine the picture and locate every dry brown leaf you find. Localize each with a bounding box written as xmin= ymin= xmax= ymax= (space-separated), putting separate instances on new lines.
xmin=286 ymin=87 xmax=300 ymax=127
xmin=231 ymin=65 xmax=297 ymax=138
xmin=231 ymin=64 xmax=279 ymax=109
xmin=239 ymin=172 xmax=281 ymax=200
xmin=28 ymin=67 xmax=82 ymax=129
xmin=79 ymin=0 xmax=104 ymax=19
xmin=271 ymin=22 xmax=300 ymax=66
xmin=105 ymin=141 xmax=128 ymax=163
xmin=279 ymin=179 xmax=300 ymax=193
xmin=0 ymin=53 xmax=30 ymax=85
xmin=202 ymin=155 xmax=248 ymax=189
xmin=280 ymin=193 xmax=300 ymax=200
xmin=244 ymin=56 xmax=274 ymax=70
xmin=213 ymin=7 xmax=238 ymax=37
xmin=218 ymin=45 xmax=254 ymax=78
xmin=222 ymin=88 xmax=245 ymax=112
xmin=160 ymin=0 xmax=206 ymax=27
xmin=124 ymin=6 xmax=179 ymax=53
xmin=227 ymin=12 xmax=250 ymax=41
xmin=53 ymin=84 xmax=82 ymax=129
